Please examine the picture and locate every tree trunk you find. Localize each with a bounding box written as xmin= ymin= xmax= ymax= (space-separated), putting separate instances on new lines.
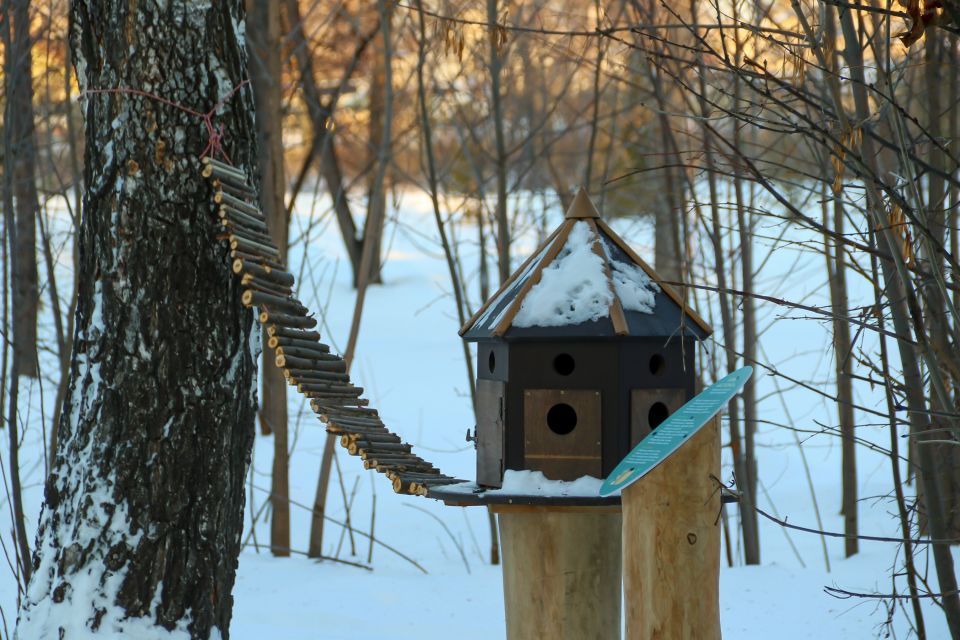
xmin=652 ymin=156 xmax=682 ymax=284
xmin=247 ymin=0 xmax=289 ymax=558
xmin=0 ymin=2 xmax=33 ymax=579
xmin=730 ymin=1 xmax=761 ymax=563
xmin=488 ymin=0 xmax=510 ymax=285
xmin=630 ymin=13 xmax=684 ymax=289
xmin=690 ymin=6 xmax=759 ymax=563
xmin=362 ymin=5 xmax=393 ymax=287
xmin=6 ymin=0 xmax=39 ymax=378
xmin=921 ymin=32 xmax=960 ymax=539
xmin=820 ymin=10 xmax=858 ymax=556
xmin=308 ymin=0 xmax=394 ymax=559
xmin=17 ymin=2 xmax=258 ymax=637
xmin=283 ymin=0 xmax=365 ymax=283
xmin=836 ymin=9 xmax=960 ymax=635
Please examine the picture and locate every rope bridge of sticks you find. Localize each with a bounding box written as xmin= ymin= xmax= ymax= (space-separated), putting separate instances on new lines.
xmin=200 ymin=156 xmax=463 ymax=496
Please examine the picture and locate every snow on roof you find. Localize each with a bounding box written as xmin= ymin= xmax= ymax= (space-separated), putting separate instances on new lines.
xmin=600 ymin=233 xmax=659 ymax=314
xmin=477 ymin=239 xmax=554 ymax=331
xmin=513 ymin=221 xmax=616 ymax=328
xmin=460 ymin=189 xmax=712 ymax=340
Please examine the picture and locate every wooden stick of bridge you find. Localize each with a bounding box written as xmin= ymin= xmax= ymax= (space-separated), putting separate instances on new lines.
xmin=200 ymin=157 xmax=462 ymax=498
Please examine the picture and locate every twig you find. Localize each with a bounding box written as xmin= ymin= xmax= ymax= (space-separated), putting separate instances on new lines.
xmin=758 ymin=478 xmax=805 ymax=568
xmin=367 ymin=474 xmax=376 ymax=564
xmin=238 ymin=543 xmax=372 ymax=571
xmin=403 ymin=503 xmax=470 ymax=574
xmin=762 ymin=343 xmax=830 ymax=572
xmin=333 ymin=451 xmax=357 ymax=557
xmin=825 ymin=586 xmax=959 ymax=600
xmin=753 ymin=501 xmax=959 ymax=545
xmin=252 ymin=484 xmax=428 ymax=574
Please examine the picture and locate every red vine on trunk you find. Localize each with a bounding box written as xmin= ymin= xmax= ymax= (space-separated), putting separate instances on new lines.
xmin=79 ymin=80 xmax=250 ymax=163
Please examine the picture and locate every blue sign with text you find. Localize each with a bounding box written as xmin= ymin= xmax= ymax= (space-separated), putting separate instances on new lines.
xmin=599 ymin=366 xmax=753 ymax=497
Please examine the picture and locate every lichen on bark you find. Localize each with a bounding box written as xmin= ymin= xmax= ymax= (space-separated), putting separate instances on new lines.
xmin=17 ymin=2 xmax=259 ymax=638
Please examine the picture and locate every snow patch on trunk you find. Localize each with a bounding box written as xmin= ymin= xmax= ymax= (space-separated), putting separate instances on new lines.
xmin=16 ymin=281 xmax=192 ymax=638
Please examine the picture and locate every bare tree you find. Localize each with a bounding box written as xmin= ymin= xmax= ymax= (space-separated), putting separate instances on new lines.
xmin=247 ymin=0 xmax=290 ymax=558
xmin=4 ymin=0 xmax=39 ymax=378
xmin=488 ymin=0 xmax=510 ymax=284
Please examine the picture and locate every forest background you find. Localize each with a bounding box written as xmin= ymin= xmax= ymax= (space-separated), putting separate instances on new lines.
xmin=1 ymin=0 xmax=960 ymax=638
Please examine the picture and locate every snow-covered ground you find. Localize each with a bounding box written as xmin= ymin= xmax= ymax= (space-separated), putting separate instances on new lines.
xmin=5 ymin=186 xmax=951 ymax=638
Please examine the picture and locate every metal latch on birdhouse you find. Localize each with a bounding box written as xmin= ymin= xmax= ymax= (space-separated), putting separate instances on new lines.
xmin=466 ymin=427 xmax=477 ymax=448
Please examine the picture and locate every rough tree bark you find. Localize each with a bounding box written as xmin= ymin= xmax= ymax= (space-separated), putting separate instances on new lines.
xmin=825 ymin=188 xmax=857 ymax=555
xmin=246 ymin=0 xmax=289 ymax=558
xmin=17 ymin=2 xmax=258 ymax=637
xmin=6 ymin=0 xmax=40 ymax=378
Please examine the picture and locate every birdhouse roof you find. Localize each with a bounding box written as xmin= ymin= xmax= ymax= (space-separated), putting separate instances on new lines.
xmin=460 ymin=189 xmax=713 ymax=341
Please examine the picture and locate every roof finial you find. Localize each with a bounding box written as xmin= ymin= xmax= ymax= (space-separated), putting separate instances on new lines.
xmin=564 ymin=187 xmax=601 ymax=219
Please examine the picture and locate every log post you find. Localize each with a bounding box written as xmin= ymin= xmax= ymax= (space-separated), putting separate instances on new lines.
xmin=622 ymin=416 xmax=722 ymax=640
xmin=498 ymin=506 xmax=622 ymax=640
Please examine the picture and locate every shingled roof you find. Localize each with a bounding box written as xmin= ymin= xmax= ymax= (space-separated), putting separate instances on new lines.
xmin=460 ymin=189 xmax=712 ymax=341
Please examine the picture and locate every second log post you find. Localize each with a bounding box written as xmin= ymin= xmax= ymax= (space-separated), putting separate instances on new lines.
xmin=622 ymin=416 xmax=722 ymax=640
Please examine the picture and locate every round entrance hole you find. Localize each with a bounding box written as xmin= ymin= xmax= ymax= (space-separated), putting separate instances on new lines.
xmin=488 ymin=350 xmax=496 ymax=374
xmin=547 ymin=403 xmax=578 ymax=435
xmin=553 ymin=353 xmax=576 ymax=376
xmin=648 ymin=402 xmax=669 ymax=429
xmin=649 ymin=353 xmax=666 ymax=376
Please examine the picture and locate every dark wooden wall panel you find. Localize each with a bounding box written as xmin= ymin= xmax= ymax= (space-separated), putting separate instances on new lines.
xmin=476 ymin=379 xmax=506 ymax=487
xmin=523 ymin=389 xmax=602 ymax=480
xmin=629 ymin=388 xmax=687 ymax=446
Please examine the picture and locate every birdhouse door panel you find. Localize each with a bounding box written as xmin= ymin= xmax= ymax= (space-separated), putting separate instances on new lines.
xmin=476 ymin=379 xmax=506 ymax=487
xmin=630 ymin=388 xmax=687 ymax=446
xmin=523 ymin=389 xmax=602 ymax=480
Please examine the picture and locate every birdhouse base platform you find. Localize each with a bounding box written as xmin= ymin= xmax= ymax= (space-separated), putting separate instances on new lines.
xmin=426 ymin=481 xmax=621 ymax=508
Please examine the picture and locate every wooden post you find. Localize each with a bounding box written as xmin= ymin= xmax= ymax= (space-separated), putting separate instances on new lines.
xmin=622 ymin=416 xmax=722 ymax=640
xmin=498 ymin=507 xmax=622 ymax=640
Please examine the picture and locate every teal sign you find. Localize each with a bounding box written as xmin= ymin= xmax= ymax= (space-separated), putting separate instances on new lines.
xmin=599 ymin=366 xmax=753 ymax=497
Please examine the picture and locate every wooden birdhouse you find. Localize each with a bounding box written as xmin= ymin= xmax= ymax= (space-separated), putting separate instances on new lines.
xmin=461 ymin=189 xmax=712 ymax=487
